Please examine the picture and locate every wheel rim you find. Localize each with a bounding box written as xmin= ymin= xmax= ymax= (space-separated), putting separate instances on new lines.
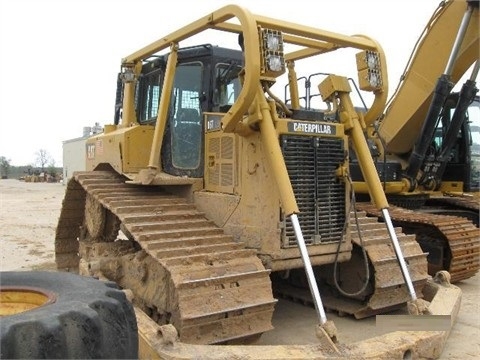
xmin=0 ymin=286 xmax=56 ymax=316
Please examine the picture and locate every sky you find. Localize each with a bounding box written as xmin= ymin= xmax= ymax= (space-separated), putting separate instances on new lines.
xmin=0 ymin=0 xmax=469 ymax=166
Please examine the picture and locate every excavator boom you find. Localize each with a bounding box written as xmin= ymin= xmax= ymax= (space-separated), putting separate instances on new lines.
xmin=350 ymin=0 xmax=480 ymax=283
xmin=378 ymin=0 xmax=479 ymax=154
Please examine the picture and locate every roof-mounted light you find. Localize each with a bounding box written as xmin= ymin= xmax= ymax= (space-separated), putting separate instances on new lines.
xmin=260 ymin=28 xmax=285 ymax=79
xmin=120 ymin=67 xmax=136 ymax=83
xmin=265 ymin=31 xmax=282 ymax=52
xmin=356 ymin=50 xmax=383 ymax=91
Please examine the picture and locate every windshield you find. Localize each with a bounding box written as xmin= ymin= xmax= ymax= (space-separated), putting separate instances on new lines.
xmin=468 ymin=98 xmax=480 ymax=189
xmin=213 ymin=62 xmax=242 ymax=112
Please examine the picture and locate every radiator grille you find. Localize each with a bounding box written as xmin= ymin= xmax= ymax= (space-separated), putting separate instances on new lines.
xmin=281 ymin=135 xmax=346 ymax=247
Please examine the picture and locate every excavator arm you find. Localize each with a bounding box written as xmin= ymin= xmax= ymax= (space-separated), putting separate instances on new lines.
xmin=351 ymin=0 xmax=480 ymax=285
xmin=378 ymin=0 xmax=479 ymax=157
xmin=420 ymin=64 xmax=479 ymax=189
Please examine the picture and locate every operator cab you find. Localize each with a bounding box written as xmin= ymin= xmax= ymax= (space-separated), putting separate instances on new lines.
xmin=435 ymin=94 xmax=480 ymax=192
xmin=115 ymin=44 xmax=243 ymax=178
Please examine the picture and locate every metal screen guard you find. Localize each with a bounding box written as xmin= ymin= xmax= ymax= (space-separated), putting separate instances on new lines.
xmin=290 ymin=214 xmax=328 ymax=324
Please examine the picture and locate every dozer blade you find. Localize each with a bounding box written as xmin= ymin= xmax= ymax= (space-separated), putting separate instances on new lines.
xmin=135 ymin=271 xmax=461 ymax=359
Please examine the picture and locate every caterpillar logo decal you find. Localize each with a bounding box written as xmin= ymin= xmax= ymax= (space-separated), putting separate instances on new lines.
xmin=288 ymin=122 xmax=336 ymax=135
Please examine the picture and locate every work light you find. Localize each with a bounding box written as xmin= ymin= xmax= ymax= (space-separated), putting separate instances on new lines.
xmin=356 ymin=50 xmax=383 ymax=91
xmin=260 ymin=28 xmax=285 ymax=78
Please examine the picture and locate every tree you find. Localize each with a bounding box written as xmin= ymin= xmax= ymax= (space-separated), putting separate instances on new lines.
xmin=47 ymin=159 xmax=57 ymax=178
xmin=0 ymin=156 xmax=11 ymax=178
xmin=35 ymin=149 xmax=52 ymax=173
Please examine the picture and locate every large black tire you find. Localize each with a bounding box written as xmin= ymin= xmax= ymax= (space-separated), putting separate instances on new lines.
xmin=0 ymin=271 xmax=138 ymax=359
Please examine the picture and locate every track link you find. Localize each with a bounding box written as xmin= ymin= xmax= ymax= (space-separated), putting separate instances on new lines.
xmin=55 ymin=171 xmax=276 ymax=345
xmin=356 ymin=202 xmax=480 ymax=283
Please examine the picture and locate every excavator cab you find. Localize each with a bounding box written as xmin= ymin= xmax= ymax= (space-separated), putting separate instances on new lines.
xmin=468 ymin=96 xmax=480 ymax=191
xmin=435 ymin=94 xmax=480 ymax=193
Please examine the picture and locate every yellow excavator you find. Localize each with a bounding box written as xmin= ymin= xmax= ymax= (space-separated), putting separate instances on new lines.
xmin=346 ymin=0 xmax=480 ymax=283
xmin=52 ymin=3 xmax=462 ymax=359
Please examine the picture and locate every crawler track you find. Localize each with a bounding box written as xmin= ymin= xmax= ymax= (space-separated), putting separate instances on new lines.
xmin=55 ymin=171 xmax=431 ymax=340
xmin=356 ymin=202 xmax=480 ymax=283
xmin=425 ymin=195 xmax=480 ymax=226
xmin=338 ymin=209 xmax=428 ymax=318
xmin=55 ymin=171 xmax=276 ymax=345
xmin=274 ymin=210 xmax=429 ymax=319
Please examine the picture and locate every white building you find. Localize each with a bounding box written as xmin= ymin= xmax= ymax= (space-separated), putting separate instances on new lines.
xmin=62 ymin=123 xmax=103 ymax=183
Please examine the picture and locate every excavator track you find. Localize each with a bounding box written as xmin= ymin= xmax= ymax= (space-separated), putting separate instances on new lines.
xmin=356 ymin=202 xmax=480 ymax=283
xmin=425 ymin=195 xmax=480 ymax=226
xmin=55 ymin=170 xmax=276 ymax=345
xmin=273 ymin=210 xmax=429 ymax=319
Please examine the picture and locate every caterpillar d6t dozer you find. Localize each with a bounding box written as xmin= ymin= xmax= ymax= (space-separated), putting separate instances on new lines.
xmin=55 ymin=4 xmax=462 ymax=359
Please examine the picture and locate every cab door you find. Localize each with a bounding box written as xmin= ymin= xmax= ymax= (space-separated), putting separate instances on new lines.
xmin=162 ymin=62 xmax=204 ymax=178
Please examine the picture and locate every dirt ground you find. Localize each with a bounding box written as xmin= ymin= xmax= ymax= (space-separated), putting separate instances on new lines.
xmin=0 ymin=179 xmax=478 ymax=359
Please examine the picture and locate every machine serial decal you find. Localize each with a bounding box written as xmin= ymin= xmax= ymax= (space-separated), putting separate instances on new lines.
xmin=96 ymin=139 xmax=104 ymax=155
xmin=206 ymin=115 xmax=222 ymax=132
xmin=87 ymin=143 xmax=95 ymax=159
xmin=288 ymin=122 xmax=336 ymax=135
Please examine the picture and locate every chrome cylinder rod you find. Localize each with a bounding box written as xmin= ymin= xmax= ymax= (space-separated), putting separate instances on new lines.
xmin=381 ymin=208 xmax=417 ymax=301
xmin=291 ymin=214 xmax=328 ymax=324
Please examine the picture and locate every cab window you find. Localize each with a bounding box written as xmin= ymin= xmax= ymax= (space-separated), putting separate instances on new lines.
xmin=170 ymin=62 xmax=203 ymax=169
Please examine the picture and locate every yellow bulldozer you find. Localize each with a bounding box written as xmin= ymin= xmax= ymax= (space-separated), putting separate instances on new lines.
xmin=46 ymin=3 xmax=464 ymax=359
